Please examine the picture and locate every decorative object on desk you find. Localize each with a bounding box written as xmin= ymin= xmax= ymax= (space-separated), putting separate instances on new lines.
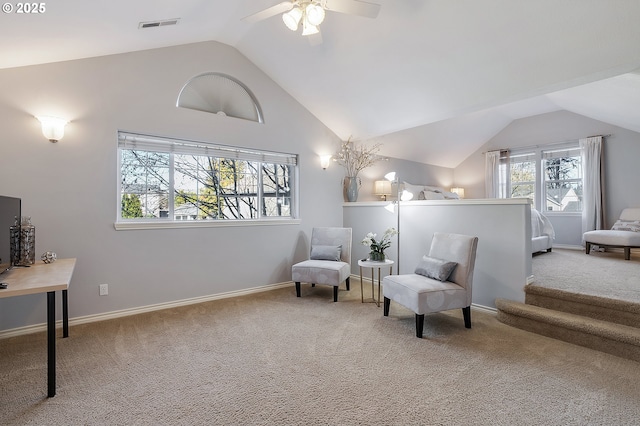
xmin=334 ymin=138 xmax=383 ymax=202
xmin=362 ymin=227 xmax=398 ymax=261
xmin=10 ymin=216 xmax=35 ymax=265
xmin=41 ymin=251 xmax=57 ymax=264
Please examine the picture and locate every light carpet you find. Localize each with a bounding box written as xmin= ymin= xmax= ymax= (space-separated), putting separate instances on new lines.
xmin=531 ymin=248 xmax=640 ymax=303
xmin=1 ymin=278 xmax=640 ymax=425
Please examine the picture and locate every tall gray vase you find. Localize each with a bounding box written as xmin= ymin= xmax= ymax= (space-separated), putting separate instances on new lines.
xmin=344 ymin=176 xmax=360 ymax=202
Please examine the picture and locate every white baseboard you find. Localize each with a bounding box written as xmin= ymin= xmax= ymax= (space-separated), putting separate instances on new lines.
xmin=0 ymin=281 xmax=292 ymax=340
xmin=1 ymin=277 xmax=497 ymax=340
xmin=552 ymin=244 xmax=583 ymax=250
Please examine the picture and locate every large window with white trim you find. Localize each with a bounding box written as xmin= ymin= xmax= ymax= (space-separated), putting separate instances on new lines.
xmin=542 ymin=146 xmax=582 ymax=212
xmin=118 ymin=132 xmax=297 ymax=223
xmin=500 ymin=143 xmax=583 ymax=213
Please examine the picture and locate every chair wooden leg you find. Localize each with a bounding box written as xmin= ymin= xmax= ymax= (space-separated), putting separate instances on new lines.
xmin=625 ymin=247 xmax=631 ymax=260
xmin=345 ymin=277 xmax=350 ymax=291
xmin=585 ymin=242 xmax=591 ymax=255
xmin=333 ymin=286 xmax=338 ymax=302
xmin=295 ymin=282 xmax=301 ymax=297
xmin=383 ymin=297 xmax=390 ymax=316
xmin=311 ymin=283 xmax=315 ymax=287
xmin=415 ymin=314 xmax=424 ymax=338
xmin=462 ymin=306 xmax=471 ymax=328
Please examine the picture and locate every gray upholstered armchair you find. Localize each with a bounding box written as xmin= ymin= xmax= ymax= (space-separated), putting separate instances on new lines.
xmin=383 ymin=232 xmax=479 ymax=337
xmin=292 ymin=227 xmax=352 ymax=302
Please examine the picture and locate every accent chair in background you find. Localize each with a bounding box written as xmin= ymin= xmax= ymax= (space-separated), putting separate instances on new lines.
xmin=383 ymin=232 xmax=479 ymax=337
xmin=292 ymin=227 xmax=352 ymax=302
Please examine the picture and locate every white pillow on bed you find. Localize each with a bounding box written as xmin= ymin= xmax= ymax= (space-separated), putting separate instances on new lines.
xmin=423 ymin=191 xmax=445 ymax=200
xmin=403 ymin=182 xmax=425 ymax=199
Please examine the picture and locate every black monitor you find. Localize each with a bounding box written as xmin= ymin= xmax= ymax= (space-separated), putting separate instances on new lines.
xmin=0 ymin=196 xmax=21 ymax=275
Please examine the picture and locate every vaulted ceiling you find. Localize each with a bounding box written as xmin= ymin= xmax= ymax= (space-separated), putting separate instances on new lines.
xmin=2 ymin=0 xmax=639 ymax=167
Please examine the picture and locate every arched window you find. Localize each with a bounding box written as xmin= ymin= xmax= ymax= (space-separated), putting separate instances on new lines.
xmin=176 ymin=72 xmax=264 ymax=123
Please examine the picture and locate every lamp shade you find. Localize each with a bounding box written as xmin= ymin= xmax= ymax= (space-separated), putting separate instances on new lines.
xmin=374 ymin=180 xmax=392 ymax=196
xmin=37 ymin=116 xmax=68 ymax=142
xmin=282 ymin=7 xmax=303 ymax=31
xmin=301 ymin=18 xmax=319 ymax=35
xmin=320 ymin=155 xmax=331 ymax=169
xmin=305 ymin=3 xmax=325 ymax=26
xmin=450 ymin=187 xmax=465 ymax=198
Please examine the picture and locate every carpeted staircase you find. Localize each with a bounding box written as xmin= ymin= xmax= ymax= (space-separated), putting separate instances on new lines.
xmin=496 ymin=284 xmax=640 ymax=363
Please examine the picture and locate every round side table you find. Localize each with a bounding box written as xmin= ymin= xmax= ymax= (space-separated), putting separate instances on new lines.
xmin=358 ymin=259 xmax=394 ymax=307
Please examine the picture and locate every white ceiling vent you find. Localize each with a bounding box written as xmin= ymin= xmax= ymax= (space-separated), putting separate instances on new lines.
xmin=138 ymin=18 xmax=180 ymax=29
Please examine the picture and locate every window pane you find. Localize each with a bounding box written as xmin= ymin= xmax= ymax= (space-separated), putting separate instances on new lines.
xmin=174 ymin=154 xmax=219 ymax=220
xmin=509 ymin=156 xmax=536 ymax=207
xmin=543 ymin=151 xmax=582 ymax=212
xmin=545 ymin=182 xmax=582 ymax=212
xmin=262 ymin=164 xmax=292 ymax=217
xmin=120 ymin=150 xmax=169 ymax=219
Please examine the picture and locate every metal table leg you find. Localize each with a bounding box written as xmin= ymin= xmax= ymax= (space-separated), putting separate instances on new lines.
xmin=62 ymin=289 xmax=69 ymax=338
xmin=47 ymin=291 xmax=56 ymax=397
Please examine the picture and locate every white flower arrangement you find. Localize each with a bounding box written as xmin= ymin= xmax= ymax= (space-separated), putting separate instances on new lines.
xmin=362 ymin=227 xmax=398 ymax=256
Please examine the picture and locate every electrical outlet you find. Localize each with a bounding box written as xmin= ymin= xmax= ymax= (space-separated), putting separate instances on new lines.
xmin=99 ymin=284 xmax=108 ymax=296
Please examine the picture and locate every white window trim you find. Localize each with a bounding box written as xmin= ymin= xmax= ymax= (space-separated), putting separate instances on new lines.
xmin=116 ymin=131 xmax=299 ymax=229
xmin=507 ymin=141 xmax=582 ymax=214
xmin=114 ymin=218 xmax=301 ymax=231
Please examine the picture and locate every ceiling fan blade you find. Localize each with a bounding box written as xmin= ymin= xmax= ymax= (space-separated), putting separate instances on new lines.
xmin=242 ymin=2 xmax=294 ymax=24
xmin=323 ymin=0 xmax=381 ymax=19
xmin=308 ymin=31 xmax=323 ymax=46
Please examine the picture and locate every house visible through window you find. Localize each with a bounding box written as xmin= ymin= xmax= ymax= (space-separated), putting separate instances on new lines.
xmin=542 ymin=146 xmax=582 ymax=212
xmin=499 ymin=143 xmax=582 ymax=212
xmin=118 ymin=132 xmax=297 ymax=223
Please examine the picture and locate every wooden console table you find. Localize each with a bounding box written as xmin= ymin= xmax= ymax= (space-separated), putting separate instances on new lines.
xmin=0 ymin=258 xmax=76 ymax=397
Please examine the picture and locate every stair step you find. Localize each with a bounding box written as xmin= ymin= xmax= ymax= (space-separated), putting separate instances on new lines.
xmin=525 ymin=285 xmax=640 ymax=329
xmin=496 ymin=298 xmax=640 ymax=363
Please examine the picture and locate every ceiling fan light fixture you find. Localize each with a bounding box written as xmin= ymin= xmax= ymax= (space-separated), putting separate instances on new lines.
xmin=305 ymin=3 xmax=325 ymax=26
xmin=282 ymin=7 xmax=303 ymax=31
xmin=301 ymin=18 xmax=319 ymax=35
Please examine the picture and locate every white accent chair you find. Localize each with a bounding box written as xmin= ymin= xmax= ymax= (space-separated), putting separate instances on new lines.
xmin=292 ymin=227 xmax=352 ymax=302
xmin=383 ymin=232 xmax=479 ymax=338
xmin=583 ymin=208 xmax=640 ymax=260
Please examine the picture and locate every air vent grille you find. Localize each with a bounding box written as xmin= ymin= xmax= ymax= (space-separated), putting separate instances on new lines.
xmin=139 ymin=18 xmax=180 ymax=29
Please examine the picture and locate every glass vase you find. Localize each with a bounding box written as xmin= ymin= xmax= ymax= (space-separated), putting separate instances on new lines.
xmin=10 ymin=216 xmax=35 ymax=266
xmin=370 ymin=251 xmax=385 ymax=262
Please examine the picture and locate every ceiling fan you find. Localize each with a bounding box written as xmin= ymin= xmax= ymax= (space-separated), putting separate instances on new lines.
xmin=243 ymin=0 xmax=381 ymax=44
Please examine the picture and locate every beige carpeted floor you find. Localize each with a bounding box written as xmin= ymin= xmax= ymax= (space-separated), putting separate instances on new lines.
xmin=1 ymin=256 xmax=640 ymax=425
xmin=532 ymin=248 xmax=640 ymax=303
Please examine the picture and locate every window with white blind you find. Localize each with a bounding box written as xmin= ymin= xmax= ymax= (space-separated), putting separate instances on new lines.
xmin=117 ymin=132 xmax=298 ymax=228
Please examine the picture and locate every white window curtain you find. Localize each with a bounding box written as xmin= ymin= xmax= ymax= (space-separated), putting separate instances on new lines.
xmin=580 ymin=136 xmax=603 ymax=234
xmin=485 ymin=150 xmax=501 ymax=198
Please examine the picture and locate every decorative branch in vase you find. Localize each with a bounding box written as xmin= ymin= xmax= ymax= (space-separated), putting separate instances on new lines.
xmin=333 ymin=138 xmax=383 ymax=202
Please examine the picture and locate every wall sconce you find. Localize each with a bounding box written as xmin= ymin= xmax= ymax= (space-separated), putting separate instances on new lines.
xmin=374 ymin=180 xmax=392 ymax=200
xmin=37 ymin=116 xmax=68 ymax=143
xmin=450 ymin=187 xmax=465 ymax=198
xmin=320 ymin=155 xmax=331 ymax=170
